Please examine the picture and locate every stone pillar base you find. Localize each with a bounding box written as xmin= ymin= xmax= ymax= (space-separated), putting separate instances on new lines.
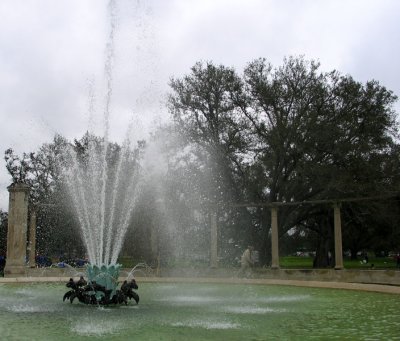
xmin=4 ymin=265 xmax=27 ymax=277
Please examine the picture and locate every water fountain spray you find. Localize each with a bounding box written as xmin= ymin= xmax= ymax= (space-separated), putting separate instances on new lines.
xmin=61 ymin=0 xmax=142 ymax=305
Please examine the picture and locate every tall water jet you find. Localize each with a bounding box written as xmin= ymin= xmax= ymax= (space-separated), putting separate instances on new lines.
xmin=59 ymin=0 xmax=142 ymax=302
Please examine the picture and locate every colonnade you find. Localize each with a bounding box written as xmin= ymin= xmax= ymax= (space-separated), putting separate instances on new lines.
xmin=210 ymin=203 xmax=344 ymax=270
xmin=3 ymin=182 xmax=345 ymax=277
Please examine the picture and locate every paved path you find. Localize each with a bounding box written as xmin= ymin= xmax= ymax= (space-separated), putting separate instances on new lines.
xmin=1 ymin=276 xmax=399 ymax=294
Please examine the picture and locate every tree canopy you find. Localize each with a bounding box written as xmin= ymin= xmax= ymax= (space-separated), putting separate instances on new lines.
xmin=3 ymin=56 xmax=400 ymax=267
xmin=168 ymin=56 xmax=399 ymax=265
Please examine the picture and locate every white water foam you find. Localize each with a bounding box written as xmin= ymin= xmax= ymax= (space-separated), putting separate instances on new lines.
xmin=223 ymin=305 xmax=286 ymax=314
xmin=14 ymin=288 xmax=53 ymax=299
xmin=7 ymin=304 xmax=58 ymax=313
xmin=171 ymin=320 xmax=240 ymax=330
xmin=71 ymin=320 xmax=123 ymax=336
xmin=157 ymin=295 xmax=224 ymax=305
xmin=15 ymin=288 xmax=36 ymax=295
xmin=251 ymin=294 xmax=311 ymax=303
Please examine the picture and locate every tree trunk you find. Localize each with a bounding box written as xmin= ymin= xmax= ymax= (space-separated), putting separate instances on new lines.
xmin=313 ymin=215 xmax=333 ymax=268
xmin=350 ymin=248 xmax=358 ymax=260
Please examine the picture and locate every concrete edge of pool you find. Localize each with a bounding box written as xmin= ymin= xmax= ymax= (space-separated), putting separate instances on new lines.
xmin=1 ymin=275 xmax=399 ymax=295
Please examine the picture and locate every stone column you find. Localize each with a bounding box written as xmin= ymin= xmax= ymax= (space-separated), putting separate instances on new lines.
xmin=210 ymin=209 xmax=218 ymax=268
xmin=28 ymin=208 xmax=37 ymax=268
xmin=333 ymin=202 xmax=344 ymax=270
xmin=4 ymin=183 xmax=30 ymax=276
xmin=150 ymin=225 xmax=158 ymax=262
xmin=270 ymin=206 xmax=280 ymax=269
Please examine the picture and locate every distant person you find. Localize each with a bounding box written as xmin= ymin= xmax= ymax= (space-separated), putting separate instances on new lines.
xmin=76 ymin=259 xmax=86 ymax=267
xmin=363 ymin=253 xmax=369 ymax=264
xmin=238 ymin=246 xmax=254 ymax=278
xmin=327 ymin=251 xmax=332 ymax=266
xmin=36 ymin=254 xmax=44 ymax=267
xmin=0 ymin=255 xmax=5 ymax=272
xmin=396 ymin=254 xmax=400 ymax=269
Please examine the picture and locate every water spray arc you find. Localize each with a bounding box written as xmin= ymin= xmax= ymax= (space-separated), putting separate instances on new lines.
xmin=60 ymin=0 xmax=142 ymax=304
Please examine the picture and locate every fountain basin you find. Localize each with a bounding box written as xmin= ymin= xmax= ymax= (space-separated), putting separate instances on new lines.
xmin=0 ymin=281 xmax=399 ymax=340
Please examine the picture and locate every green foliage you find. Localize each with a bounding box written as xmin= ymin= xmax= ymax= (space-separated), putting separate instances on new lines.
xmin=0 ymin=210 xmax=7 ymax=256
xmin=168 ymin=56 xmax=400 ymax=267
xmin=280 ymin=256 xmax=397 ymax=269
xmin=3 ymin=56 xmax=400 ymax=268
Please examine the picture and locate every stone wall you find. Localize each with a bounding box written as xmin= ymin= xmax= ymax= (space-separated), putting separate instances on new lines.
xmin=23 ymin=267 xmax=400 ymax=286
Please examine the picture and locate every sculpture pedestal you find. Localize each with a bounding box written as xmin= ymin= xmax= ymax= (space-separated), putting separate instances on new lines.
xmin=86 ymin=264 xmax=121 ymax=301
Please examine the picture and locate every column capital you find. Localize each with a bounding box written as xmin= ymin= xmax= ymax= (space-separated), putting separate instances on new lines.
xmin=7 ymin=182 xmax=30 ymax=193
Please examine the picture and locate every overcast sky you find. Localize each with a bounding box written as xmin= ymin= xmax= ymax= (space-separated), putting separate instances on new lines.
xmin=0 ymin=0 xmax=399 ymax=211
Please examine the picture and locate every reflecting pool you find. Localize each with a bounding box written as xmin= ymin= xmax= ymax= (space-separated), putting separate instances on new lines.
xmin=0 ymin=282 xmax=399 ymax=340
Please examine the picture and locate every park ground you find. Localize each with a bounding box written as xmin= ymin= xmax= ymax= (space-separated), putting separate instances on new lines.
xmin=117 ymin=255 xmax=400 ymax=270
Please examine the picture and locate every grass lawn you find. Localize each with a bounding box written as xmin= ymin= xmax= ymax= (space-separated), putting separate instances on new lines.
xmin=280 ymin=256 xmax=398 ymax=269
xmin=117 ymin=255 xmax=399 ymax=270
xmin=117 ymin=256 xmax=149 ymax=268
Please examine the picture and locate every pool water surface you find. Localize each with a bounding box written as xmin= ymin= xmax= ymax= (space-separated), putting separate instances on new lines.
xmin=0 ymin=282 xmax=399 ymax=340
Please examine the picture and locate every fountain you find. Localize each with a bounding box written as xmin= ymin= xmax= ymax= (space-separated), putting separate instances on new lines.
xmin=2 ymin=1 xmax=400 ymax=339
xmin=57 ymin=0 xmax=142 ymax=305
xmin=60 ymin=129 xmax=142 ymax=305
xmin=62 ymin=271 xmax=139 ymax=306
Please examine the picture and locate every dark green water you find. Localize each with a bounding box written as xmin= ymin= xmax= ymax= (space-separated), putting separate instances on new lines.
xmin=0 ymin=282 xmax=399 ymax=340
